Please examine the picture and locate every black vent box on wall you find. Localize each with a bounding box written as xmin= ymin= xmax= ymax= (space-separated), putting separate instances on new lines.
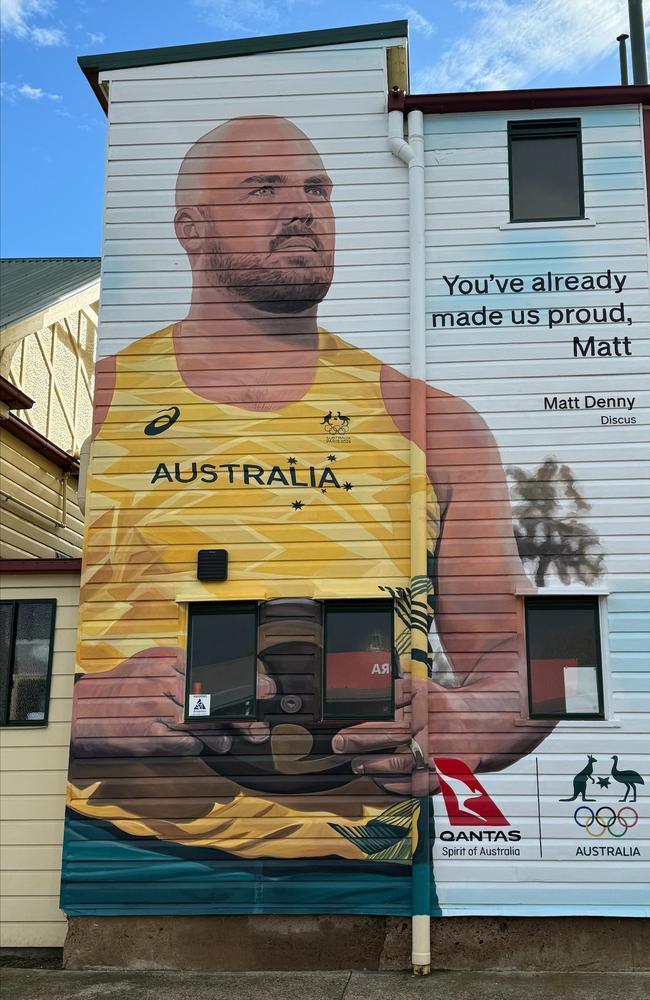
xmin=197 ymin=549 xmax=228 ymax=581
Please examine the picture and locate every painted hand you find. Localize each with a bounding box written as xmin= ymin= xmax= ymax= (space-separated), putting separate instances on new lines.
xmin=194 ymin=673 xmax=277 ymax=754
xmin=331 ymin=673 xmax=539 ymax=795
xmin=71 ymin=646 xmax=276 ymax=758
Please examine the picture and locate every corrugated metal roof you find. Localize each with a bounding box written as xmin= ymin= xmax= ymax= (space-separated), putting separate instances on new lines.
xmin=0 ymin=257 xmax=101 ymax=330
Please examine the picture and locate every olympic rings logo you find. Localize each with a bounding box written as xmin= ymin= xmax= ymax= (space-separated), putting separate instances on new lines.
xmin=574 ymin=806 xmax=639 ymax=838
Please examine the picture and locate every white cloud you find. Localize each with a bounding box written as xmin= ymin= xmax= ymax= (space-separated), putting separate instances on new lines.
xmin=0 ymin=0 xmax=67 ymax=45
xmin=1 ymin=80 xmax=61 ymax=100
xmin=384 ymin=5 xmax=435 ymax=37
xmin=87 ymin=30 xmax=105 ymax=45
xmin=415 ymin=0 xmax=643 ymax=92
xmin=30 ymin=24 xmax=65 ymax=44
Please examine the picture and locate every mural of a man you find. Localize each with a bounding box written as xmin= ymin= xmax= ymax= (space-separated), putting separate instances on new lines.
xmin=67 ymin=116 xmax=553 ymax=881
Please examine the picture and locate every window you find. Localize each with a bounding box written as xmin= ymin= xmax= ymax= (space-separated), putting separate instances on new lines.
xmin=0 ymin=600 xmax=56 ymax=726
xmin=323 ymin=600 xmax=394 ymax=720
xmin=508 ymin=119 xmax=584 ymax=222
xmin=186 ymin=602 xmax=257 ymax=719
xmin=525 ymin=597 xmax=604 ymax=719
xmin=184 ymin=599 xmax=395 ymax=723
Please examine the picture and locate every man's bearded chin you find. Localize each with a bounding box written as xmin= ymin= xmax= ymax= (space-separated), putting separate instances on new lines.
xmin=207 ymin=248 xmax=333 ymax=314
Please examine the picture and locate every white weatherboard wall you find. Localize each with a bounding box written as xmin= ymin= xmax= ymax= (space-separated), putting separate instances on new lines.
xmin=0 ymin=573 xmax=78 ymax=947
xmin=98 ymin=38 xmax=409 ymax=368
xmin=424 ymin=105 xmax=649 ymax=915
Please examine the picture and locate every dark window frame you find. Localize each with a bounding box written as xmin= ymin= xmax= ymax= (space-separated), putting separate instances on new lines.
xmin=322 ymin=598 xmax=396 ymax=723
xmin=184 ymin=601 xmax=259 ymax=722
xmin=525 ymin=595 xmax=605 ymax=721
xmin=0 ymin=598 xmax=57 ymax=728
xmin=183 ymin=598 xmax=396 ymax=725
xmin=507 ymin=118 xmax=585 ymax=223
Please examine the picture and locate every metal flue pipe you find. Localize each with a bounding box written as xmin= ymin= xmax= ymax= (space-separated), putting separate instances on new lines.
xmin=628 ymin=0 xmax=649 ymax=84
xmin=617 ymin=34 xmax=630 ymax=85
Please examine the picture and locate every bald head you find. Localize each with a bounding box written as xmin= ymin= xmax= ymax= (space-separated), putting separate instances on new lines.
xmin=176 ymin=116 xmax=326 ymax=208
xmin=174 ymin=115 xmax=335 ymax=315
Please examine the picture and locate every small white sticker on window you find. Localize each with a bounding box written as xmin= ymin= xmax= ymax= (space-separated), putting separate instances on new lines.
xmin=188 ymin=694 xmax=211 ymax=717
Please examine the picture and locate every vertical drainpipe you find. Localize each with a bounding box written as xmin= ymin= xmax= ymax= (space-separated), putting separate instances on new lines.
xmin=388 ymin=106 xmax=431 ymax=976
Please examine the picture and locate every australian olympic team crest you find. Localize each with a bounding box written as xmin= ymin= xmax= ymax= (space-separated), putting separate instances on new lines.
xmin=559 ymin=754 xmax=644 ymax=859
xmin=321 ymin=408 xmax=351 ymax=443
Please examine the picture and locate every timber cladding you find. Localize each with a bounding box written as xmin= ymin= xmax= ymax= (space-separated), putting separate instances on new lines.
xmin=60 ymin=25 xmax=649 ymax=923
xmin=1 ymin=573 xmax=79 ymax=947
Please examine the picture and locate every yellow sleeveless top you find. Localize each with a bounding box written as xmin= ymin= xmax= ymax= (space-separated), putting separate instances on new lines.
xmin=71 ymin=325 xmax=439 ymax=860
xmin=79 ymin=325 xmax=439 ymax=671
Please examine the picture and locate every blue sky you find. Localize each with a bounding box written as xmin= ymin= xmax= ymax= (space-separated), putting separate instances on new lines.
xmin=1 ymin=0 xmax=644 ymax=257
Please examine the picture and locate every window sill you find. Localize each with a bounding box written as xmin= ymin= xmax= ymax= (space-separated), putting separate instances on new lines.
xmin=500 ymin=217 xmax=595 ymax=230
xmin=515 ymin=583 xmax=610 ymax=596
xmin=514 ymin=716 xmax=621 ymax=730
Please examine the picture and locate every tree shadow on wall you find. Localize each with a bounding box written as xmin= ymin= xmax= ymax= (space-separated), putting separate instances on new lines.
xmin=507 ymin=458 xmax=605 ymax=588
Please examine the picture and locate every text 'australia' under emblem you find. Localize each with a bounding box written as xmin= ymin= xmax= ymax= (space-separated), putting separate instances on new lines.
xmin=144 ymin=406 xmax=181 ymax=436
xmin=321 ymin=409 xmax=351 ymax=442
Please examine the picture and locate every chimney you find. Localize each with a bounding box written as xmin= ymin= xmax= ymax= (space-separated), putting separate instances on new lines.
xmin=617 ymin=33 xmax=630 ymax=84
xmin=628 ymin=0 xmax=649 ymax=84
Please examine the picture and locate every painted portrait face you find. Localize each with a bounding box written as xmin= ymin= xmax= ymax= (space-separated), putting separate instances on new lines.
xmin=175 ymin=116 xmax=335 ymax=314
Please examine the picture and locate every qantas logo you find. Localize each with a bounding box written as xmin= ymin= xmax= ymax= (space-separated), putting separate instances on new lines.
xmin=433 ymin=757 xmax=509 ymax=827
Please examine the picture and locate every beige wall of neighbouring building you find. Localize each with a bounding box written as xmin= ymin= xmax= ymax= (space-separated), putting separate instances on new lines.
xmin=0 ymin=572 xmax=79 ymax=947
xmin=0 ymin=428 xmax=84 ymax=560
xmin=1 ymin=264 xmax=99 ymax=947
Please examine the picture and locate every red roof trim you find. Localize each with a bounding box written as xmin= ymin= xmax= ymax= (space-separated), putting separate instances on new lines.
xmin=0 ymin=558 xmax=82 ymax=573
xmin=0 ymin=375 xmax=34 ymax=411
xmin=0 ymin=414 xmax=79 ymax=473
xmin=389 ymin=84 xmax=650 ymax=114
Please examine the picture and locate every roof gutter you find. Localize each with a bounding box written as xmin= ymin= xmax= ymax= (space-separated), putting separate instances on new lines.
xmin=0 ymin=375 xmax=34 ymax=412
xmin=0 ymin=413 xmax=79 ymax=473
xmin=389 ymin=84 xmax=650 ymax=115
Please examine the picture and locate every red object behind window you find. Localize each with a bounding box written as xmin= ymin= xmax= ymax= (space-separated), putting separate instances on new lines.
xmin=530 ymin=657 xmax=578 ymax=711
xmin=326 ymin=651 xmax=391 ymax=696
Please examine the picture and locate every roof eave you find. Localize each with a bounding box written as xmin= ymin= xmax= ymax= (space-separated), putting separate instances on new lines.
xmin=0 ymin=375 xmax=34 ymax=411
xmin=79 ymin=20 xmax=409 ymax=114
xmin=0 ymin=413 xmax=80 ymax=473
xmin=389 ymin=84 xmax=650 ymax=114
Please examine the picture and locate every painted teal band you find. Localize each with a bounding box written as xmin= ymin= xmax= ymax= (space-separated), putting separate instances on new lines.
xmin=61 ymin=813 xmax=418 ymax=916
xmin=412 ymin=796 xmax=431 ymax=916
xmin=78 ymin=20 xmax=408 ymax=73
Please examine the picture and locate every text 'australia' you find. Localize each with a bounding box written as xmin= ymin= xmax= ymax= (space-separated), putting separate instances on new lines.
xmin=150 ymin=462 xmax=341 ymax=489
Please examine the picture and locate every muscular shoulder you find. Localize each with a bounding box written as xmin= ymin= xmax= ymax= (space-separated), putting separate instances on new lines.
xmin=379 ymin=363 xmax=491 ymax=441
xmin=93 ymin=325 xmax=174 ymax=438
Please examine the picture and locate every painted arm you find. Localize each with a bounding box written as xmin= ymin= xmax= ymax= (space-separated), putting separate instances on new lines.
xmin=331 ymin=370 xmax=556 ymax=793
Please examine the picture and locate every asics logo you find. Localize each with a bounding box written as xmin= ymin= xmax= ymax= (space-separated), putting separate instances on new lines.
xmin=144 ymin=406 xmax=180 ymax=436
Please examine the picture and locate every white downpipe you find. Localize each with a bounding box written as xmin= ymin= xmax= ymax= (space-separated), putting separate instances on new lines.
xmin=412 ymin=914 xmax=431 ymax=969
xmin=388 ymin=107 xmax=431 ymax=976
xmin=388 ymin=109 xmax=426 ymax=383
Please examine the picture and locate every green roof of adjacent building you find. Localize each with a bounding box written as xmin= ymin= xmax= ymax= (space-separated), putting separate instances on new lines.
xmin=0 ymin=257 xmax=101 ymax=330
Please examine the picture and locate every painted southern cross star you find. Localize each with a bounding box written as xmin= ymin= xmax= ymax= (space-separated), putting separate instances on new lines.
xmin=327 ymin=454 xmax=337 ymax=462
xmin=287 ymin=457 xmax=297 ymax=465
xmin=291 ymin=500 xmax=304 ymax=511
xmin=597 ymin=777 xmax=610 ymax=789
xmin=343 ymin=482 xmax=353 ymax=492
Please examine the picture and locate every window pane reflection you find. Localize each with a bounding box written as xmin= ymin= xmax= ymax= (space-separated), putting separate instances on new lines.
xmin=526 ymin=598 xmax=603 ymax=718
xmin=324 ymin=602 xmax=393 ymax=719
xmin=187 ymin=603 xmax=257 ymax=719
